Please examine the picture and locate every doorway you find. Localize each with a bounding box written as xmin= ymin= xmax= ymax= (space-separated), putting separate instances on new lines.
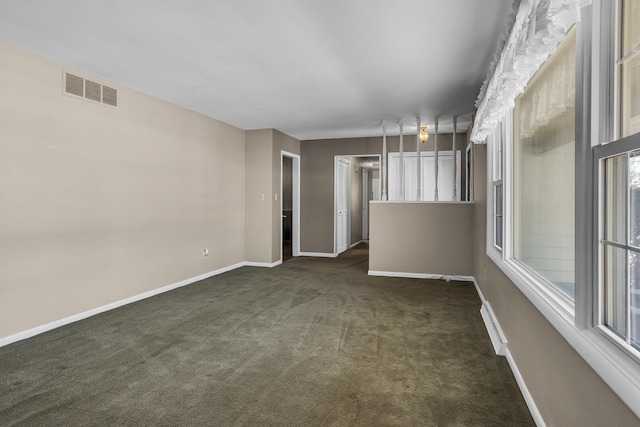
xmin=335 ymin=158 xmax=350 ymax=254
xmin=334 ymin=155 xmax=380 ymax=255
xmin=362 ymin=168 xmax=369 ymax=240
xmin=281 ymin=151 xmax=300 ymax=262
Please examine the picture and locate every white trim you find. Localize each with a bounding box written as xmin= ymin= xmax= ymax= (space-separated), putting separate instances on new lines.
xmin=489 ymin=248 xmax=640 ymax=418
xmin=298 ymin=252 xmax=338 ymax=258
xmin=0 ymin=262 xmax=247 ymax=348
xmin=368 ymin=270 xmax=474 ymax=282
xmin=243 ymin=260 xmax=282 ymax=268
xmin=471 ymin=278 xmax=545 ymax=426
xmin=470 ymin=277 xmax=487 ymax=302
xmin=350 ymin=240 xmax=365 ymax=249
xmin=505 ymin=348 xmax=546 ymax=427
xmin=280 ymin=151 xmax=301 ymax=260
xmin=362 ymin=168 xmax=369 ymax=240
xmin=334 ymin=157 xmax=351 ymax=254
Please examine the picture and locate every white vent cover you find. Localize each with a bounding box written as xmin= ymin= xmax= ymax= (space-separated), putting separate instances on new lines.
xmin=64 ymin=72 xmax=117 ymax=107
xmin=480 ymin=301 xmax=508 ymax=356
xmin=85 ymin=80 xmax=101 ymax=102
xmin=65 ymin=73 xmax=84 ymax=97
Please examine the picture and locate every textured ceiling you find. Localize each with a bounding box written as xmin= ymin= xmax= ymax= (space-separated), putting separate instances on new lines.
xmin=0 ymin=0 xmax=512 ymax=140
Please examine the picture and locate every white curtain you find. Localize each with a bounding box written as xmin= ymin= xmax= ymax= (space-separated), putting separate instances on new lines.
xmin=388 ymin=152 xmax=461 ymax=202
xmin=513 ymin=30 xmax=577 ymax=295
xmin=471 ymin=0 xmax=590 ymax=144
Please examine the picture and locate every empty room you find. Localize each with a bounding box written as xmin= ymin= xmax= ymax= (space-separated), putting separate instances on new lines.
xmin=1 ymin=0 xmax=640 ymax=426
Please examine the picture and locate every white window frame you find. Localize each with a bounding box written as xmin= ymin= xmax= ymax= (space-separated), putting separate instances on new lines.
xmin=488 ymin=119 xmax=505 ymax=253
xmin=594 ymin=134 xmax=640 ymax=360
xmin=485 ymin=1 xmax=640 ymax=418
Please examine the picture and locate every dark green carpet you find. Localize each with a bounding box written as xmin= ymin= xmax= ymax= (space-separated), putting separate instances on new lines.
xmin=0 ymin=245 xmax=534 ymax=426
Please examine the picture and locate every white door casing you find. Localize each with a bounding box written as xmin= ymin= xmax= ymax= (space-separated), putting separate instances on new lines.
xmin=336 ymin=158 xmax=350 ymax=254
xmin=281 ymin=151 xmax=300 ymax=261
xmin=362 ymin=168 xmax=369 ymax=240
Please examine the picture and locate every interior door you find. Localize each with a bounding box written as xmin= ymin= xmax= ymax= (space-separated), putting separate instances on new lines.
xmin=362 ymin=168 xmax=369 ymax=240
xmin=336 ymin=159 xmax=350 ymax=254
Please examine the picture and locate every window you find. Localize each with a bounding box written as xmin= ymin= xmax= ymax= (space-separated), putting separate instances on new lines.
xmin=388 ymin=151 xmax=461 ymax=201
xmin=599 ymin=144 xmax=640 ymax=353
xmin=513 ymin=28 xmax=577 ymax=300
xmin=595 ymin=0 xmax=640 ymax=358
xmin=619 ymin=0 xmax=640 ymax=138
xmin=482 ymin=1 xmax=640 ymax=414
xmin=492 ymin=122 xmax=504 ymax=250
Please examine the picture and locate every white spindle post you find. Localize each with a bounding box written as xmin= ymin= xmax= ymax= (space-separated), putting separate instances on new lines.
xmin=382 ymin=122 xmax=388 ymax=201
xmin=434 ymin=117 xmax=439 ymax=202
xmin=416 ymin=118 xmax=421 ymax=201
xmin=399 ymin=120 xmax=404 ymax=200
xmin=452 ymin=116 xmax=457 ymax=201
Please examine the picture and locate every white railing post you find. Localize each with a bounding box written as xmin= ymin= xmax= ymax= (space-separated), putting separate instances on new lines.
xmin=399 ymin=120 xmax=404 ymax=200
xmin=434 ymin=117 xmax=439 ymax=201
xmin=453 ymin=116 xmax=457 ymax=201
xmin=382 ymin=122 xmax=388 ymax=201
xmin=416 ymin=118 xmax=421 ymax=201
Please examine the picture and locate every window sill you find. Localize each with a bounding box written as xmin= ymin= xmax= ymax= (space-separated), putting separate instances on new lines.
xmin=486 ymin=249 xmax=640 ymax=419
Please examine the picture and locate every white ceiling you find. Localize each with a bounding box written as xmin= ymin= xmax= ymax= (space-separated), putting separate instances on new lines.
xmin=0 ymin=0 xmax=512 ymax=140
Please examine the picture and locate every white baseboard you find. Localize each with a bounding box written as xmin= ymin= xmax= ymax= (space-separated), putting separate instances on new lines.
xmin=0 ymin=261 xmax=251 ymax=348
xmin=505 ymin=348 xmax=546 ymax=427
xmin=298 ymin=252 xmax=338 ymax=258
xmin=470 ymin=278 xmax=544 ymax=426
xmin=350 ymin=240 xmax=365 ymax=248
xmin=243 ymin=260 xmax=282 ymax=268
xmin=368 ymin=270 xmax=474 ymax=282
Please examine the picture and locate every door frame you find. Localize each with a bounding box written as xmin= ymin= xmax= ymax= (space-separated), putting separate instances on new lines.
xmin=334 ymin=155 xmax=381 ymax=255
xmin=281 ymin=151 xmax=300 ymax=261
xmin=334 ymin=157 xmax=351 ymax=255
xmin=466 ymin=142 xmax=474 ymax=202
xmin=362 ymin=168 xmax=369 ymax=240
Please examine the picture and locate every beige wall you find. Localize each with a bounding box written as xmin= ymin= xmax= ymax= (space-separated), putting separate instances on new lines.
xmin=245 ymin=129 xmax=273 ymax=264
xmin=472 ymin=144 xmax=639 ymax=426
xmin=301 ymin=135 xmax=466 ymax=254
xmin=301 ymin=138 xmax=381 ymax=253
xmin=369 ymin=202 xmax=474 ymax=276
xmin=0 ymin=42 xmax=246 ymax=337
xmin=245 ymin=129 xmax=300 ymax=264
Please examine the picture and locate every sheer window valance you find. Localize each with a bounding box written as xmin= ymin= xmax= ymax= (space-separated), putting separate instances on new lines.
xmin=470 ymin=0 xmax=590 ymax=144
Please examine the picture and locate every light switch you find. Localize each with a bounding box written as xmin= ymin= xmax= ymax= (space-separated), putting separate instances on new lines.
xmin=261 ymin=194 xmax=265 ymax=201
xmin=275 ymin=194 xmax=278 ymax=201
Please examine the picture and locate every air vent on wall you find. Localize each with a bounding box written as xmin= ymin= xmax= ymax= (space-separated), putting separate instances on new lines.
xmin=65 ymin=73 xmax=84 ymax=97
xmin=102 ymin=86 xmax=117 ymax=107
xmin=64 ymin=72 xmax=117 ymax=107
xmin=85 ymin=80 xmax=101 ymax=102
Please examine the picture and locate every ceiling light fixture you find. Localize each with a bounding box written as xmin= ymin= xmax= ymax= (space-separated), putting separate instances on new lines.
xmin=419 ymin=125 xmax=429 ymax=143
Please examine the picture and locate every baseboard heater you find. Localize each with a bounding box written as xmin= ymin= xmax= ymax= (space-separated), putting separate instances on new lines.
xmin=480 ymin=301 xmax=508 ymax=356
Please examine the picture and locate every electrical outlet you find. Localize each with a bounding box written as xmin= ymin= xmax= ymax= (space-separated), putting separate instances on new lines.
xmin=203 ymin=249 xmax=209 ymax=258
